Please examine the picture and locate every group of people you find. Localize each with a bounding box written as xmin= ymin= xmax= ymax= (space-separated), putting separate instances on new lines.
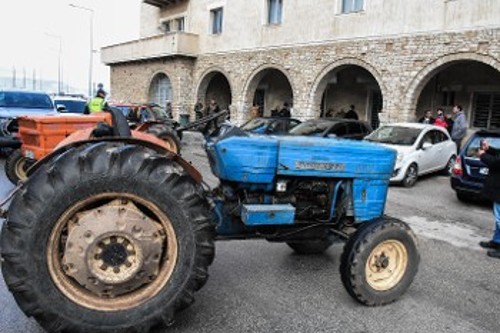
xmin=418 ymin=105 xmax=468 ymax=151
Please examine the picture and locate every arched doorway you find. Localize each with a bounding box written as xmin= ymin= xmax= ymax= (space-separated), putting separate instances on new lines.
xmin=414 ymin=60 xmax=500 ymax=129
xmin=196 ymin=71 xmax=232 ymax=111
xmin=313 ymin=65 xmax=383 ymax=129
xmin=148 ymin=73 xmax=172 ymax=106
xmin=245 ymin=67 xmax=293 ymax=117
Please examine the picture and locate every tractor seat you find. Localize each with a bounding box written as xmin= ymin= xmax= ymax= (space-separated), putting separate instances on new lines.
xmin=92 ymin=107 xmax=132 ymax=138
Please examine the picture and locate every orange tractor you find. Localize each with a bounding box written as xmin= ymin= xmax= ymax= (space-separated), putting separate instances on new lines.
xmin=4 ymin=109 xmax=182 ymax=184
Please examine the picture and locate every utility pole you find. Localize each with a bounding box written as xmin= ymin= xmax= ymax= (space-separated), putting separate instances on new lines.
xmin=69 ymin=4 xmax=94 ymax=98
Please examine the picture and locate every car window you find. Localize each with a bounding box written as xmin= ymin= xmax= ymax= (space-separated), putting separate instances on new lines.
xmin=465 ymin=136 xmax=500 ymax=157
xmin=346 ymin=122 xmax=362 ymax=135
xmin=289 ymin=121 xmax=331 ymax=135
xmin=0 ymin=92 xmax=54 ymax=109
xmin=241 ymin=118 xmax=273 ymax=131
xmin=434 ymin=130 xmax=448 ymax=143
xmin=421 ymin=131 xmax=434 ymax=145
xmin=287 ymin=119 xmax=301 ymax=131
xmin=365 ymin=126 xmax=422 ymax=145
xmin=331 ymin=124 xmax=348 ymax=136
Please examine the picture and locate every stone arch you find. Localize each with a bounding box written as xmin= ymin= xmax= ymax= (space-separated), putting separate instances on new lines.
xmin=404 ymin=53 xmax=500 ymax=114
xmin=309 ymin=58 xmax=387 ymax=116
xmin=195 ymin=67 xmax=233 ymax=110
xmin=242 ymin=64 xmax=295 ymax=115
xmin=147 ymin=71 xmax=173 ymax=105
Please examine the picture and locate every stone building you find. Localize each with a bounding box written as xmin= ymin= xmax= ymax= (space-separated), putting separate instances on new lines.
xmin=102 ymin=0 xmax=500 ymax=129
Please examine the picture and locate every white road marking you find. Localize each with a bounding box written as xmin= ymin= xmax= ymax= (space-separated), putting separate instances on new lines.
xmin=401 ymin=216 xmax=490 ymax=250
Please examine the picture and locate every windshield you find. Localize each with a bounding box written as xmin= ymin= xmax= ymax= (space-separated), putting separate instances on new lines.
xmin=148 ymin=105 xmax=169 ymax=120
xmin=0 ymin=92 xmax=54 ymax=109
xmin=289 ymin=121 xmax=331 ymax=136
xmin=465 ymin=135 xmax=500 ymax=158
xmin=55 ymin=100 xmax=86 ymax=113
xmin=241 ymin=118 xmax=274 ymax=131
xmin=366 ymin=126 xmax=422 ymax=145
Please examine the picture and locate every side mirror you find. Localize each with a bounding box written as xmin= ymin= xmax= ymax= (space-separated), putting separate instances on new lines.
xmin=422 ymin=142 xmax=432 ymax=150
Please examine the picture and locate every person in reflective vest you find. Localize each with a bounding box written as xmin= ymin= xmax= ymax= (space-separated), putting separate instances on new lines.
xmin=84 ymin=89 xmax=109 ymax=114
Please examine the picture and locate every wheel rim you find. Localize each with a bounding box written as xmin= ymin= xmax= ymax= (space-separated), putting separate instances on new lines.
xmin=161 ymin=136 xmax=178 ymax=154
xmin=47 ymin=193 xmax=178 ymax=311
xmin=14 ymin=156 xmax=29 ymax=181
xmin=365 ymin=240 xmax=408 ymax=291
xmin=405 ymin=166 xmax=417 ymax=186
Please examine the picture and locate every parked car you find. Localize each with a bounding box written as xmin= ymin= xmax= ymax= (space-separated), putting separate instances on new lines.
xmin=450 ymin=129 xmax=500 ymax=202
xmin=365 ymin=123 xmax=457 ymax=187
xmin=53 ymin=95 xmax=87 ymax=113
xmin=289 ymin=119 xmax=372 ymax=140
xmin=240 ymin=117 xmax=301 ymax=134
xmin=0 ymin=90 xmax=58 ymax=150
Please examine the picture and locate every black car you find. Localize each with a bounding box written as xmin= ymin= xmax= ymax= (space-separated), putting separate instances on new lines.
xmin=289 ymin=119 xmax=372 ymax=140
xmin=240 ymin=117 xmax=301 ymax=135
xmin=451 ymin=129 xmax=500 ymax=201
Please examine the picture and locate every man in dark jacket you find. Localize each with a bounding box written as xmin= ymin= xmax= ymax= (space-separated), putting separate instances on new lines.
xmin=478 ymin=140 xmax=500 ymax=259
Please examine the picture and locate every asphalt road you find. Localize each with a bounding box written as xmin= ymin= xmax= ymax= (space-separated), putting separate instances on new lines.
xmin=0 ymin=134 xmax=499 ymax=333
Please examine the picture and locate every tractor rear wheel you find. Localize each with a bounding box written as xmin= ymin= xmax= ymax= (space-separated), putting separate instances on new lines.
xmin=287 ymin=239 xmax=335 ymax=254
xmin=0 ymin=142 xmax=215 ymax=333
xmin=146 ymin=124 xmax=182 ymax=154
xmin=5 ymin=149 xmax=34 ymax=184
xmin=340 ymin=217 xmax=419 ymax=306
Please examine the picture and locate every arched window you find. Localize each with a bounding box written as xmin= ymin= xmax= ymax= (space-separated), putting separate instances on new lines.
xmin=148 ymin=73 xmax=172 ymax=105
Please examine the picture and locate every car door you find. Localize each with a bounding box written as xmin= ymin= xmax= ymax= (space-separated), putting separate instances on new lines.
xmin=416 ymin=130 xmax=438 ymax=173
xmin=432 ymin=130 xmax=452 ymax=169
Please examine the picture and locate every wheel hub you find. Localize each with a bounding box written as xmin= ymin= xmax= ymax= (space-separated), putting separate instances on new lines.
xmin=365 ymin=240 xmax=408 ymax=291
xmin=62 ymin=199 xmax=166 ymax=297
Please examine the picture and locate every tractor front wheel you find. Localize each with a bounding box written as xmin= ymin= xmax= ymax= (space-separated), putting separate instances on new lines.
xmin=340 ymin=217 xmax=419 ymax=306
xmin=0 ymin=142 xmax=215 ymax=333
xmin=5 ymin=149 xmax=34 ymax=184
xmin=145 ymin=124 xmax=182 ymax=154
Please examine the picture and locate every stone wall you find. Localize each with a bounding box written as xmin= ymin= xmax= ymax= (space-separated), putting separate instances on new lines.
xmin=109 ymin=27 xmax=500 ymax=125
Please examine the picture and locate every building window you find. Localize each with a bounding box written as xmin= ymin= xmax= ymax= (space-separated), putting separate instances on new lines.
xmin=342 ymin=0 xmax=364 ymax=13
xmin=473 ymin=93 xmax=500 ymax=129
xmin=176 ymin=17 xmax=185 ymax=31
xmin=211 ymin=7 xmax=223 ymax=34
xmin=268 ymin=0 xmax=283 ymax=25
xmin=161 ymin=21 xmax=171 ymax=33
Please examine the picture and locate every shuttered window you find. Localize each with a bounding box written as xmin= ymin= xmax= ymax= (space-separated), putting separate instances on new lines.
xmin=472 ymin=93 xmax=500 ymax=129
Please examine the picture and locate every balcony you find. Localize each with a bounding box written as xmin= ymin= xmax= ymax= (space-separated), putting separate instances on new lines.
xmin=143 ymin=0 xmax=187 ymax=8
xmin=101 ymin=32 xmax=199 ymax=65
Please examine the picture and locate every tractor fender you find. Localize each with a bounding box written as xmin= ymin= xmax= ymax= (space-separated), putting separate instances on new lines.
xmin=28 ymin=135 xmax=203 ymax=183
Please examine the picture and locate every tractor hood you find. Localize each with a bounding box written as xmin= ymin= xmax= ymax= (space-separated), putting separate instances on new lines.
xmin=206 ymin=134 xmax=397 ymax=184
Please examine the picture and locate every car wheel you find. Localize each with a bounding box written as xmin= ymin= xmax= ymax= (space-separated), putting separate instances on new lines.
xmin=456 ymin=191 xmax=472 ymax=203
xmin=441 ymin=155 xmax=456 ymax=176
xmin=402 ymin=163 xmax=418 ymax=188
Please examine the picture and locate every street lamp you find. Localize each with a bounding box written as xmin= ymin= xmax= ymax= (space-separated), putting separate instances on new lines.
xmin=69 ymin=3 xmax=94 ymax=98
xmin=45 ymin=33 xmax=62 ymax=94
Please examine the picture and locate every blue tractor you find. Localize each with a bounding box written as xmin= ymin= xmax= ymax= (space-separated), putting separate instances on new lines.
xmin=0 ymin=111 xmax=419 ymax=333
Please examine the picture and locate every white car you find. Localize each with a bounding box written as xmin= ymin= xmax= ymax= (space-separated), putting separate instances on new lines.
xmin=365 ymin=123 xmax=457 ymax=187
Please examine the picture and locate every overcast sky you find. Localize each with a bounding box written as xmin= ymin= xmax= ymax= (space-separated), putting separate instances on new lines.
xmin=0 ymin=0 xmax=141 ymax=94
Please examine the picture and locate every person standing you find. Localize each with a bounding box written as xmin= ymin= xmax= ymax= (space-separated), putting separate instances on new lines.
xmin=278 ymin=102 xmax=291 ymax=118
xmin=477 ymin=139 xmax=500 ymax=259
xmin=451 ymin=105 xmax=468 ymax=152
xmin=194 ymin=99 xmax=204 ymax=120
xmin=165 ymin=100 xmax=173 ymax=119
xmin=434 ymin=108 xmax=448 ymax=129
xmin=418 ymin=110 xmax=435 ymax=124
xmin=84 ymin=89 xmax=108 ymax=114
xmin=445 ymin=111 xmax=454 ymax=135
xmin=345 ymin=104 xmax=359 ymax=120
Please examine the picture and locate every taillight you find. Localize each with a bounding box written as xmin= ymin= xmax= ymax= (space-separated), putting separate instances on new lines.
xmin=452 ymin=156 xmax=463 ymax=176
